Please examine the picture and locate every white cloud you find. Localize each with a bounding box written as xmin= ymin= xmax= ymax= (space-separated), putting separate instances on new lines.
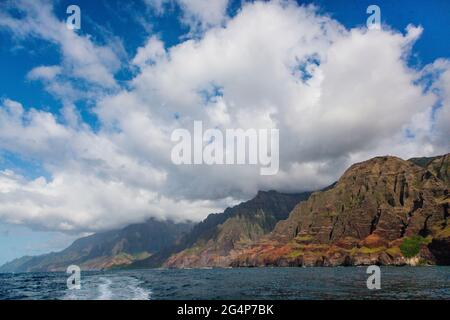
xmin=177 ymin=0 xmax=229 ymax=31
xmin=27 ymin=65 xmax=62 ymax=81
xmin=0 ymin=1 xmax=448 ymax=233
xmin=0 ymin=99 xmax=225 ymax=231
xmin=0 ymin=169 xmax=223 ymax=231
xmin=132 ymin=36 xmax=167 ymax=67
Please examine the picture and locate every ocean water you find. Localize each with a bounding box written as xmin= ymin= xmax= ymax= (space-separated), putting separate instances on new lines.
xmin=0 ymin=267 xmax=449 ymax=300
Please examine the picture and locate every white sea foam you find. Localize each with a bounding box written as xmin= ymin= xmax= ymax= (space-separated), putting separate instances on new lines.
xmin=128 ymin=279 xmax=151 ymax=300
xmin=63 ymin=274 xmax=151 ymax=300
xmin=97 ymin=277 xmax=113 ymax=300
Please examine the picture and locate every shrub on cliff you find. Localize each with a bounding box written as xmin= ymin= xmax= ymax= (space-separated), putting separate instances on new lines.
xmin=400 ymin=236 xmax=426 ymax=258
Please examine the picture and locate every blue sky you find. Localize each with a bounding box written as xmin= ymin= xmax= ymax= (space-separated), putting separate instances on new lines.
xmin=0 ymin=0 xmax=449 ymax=265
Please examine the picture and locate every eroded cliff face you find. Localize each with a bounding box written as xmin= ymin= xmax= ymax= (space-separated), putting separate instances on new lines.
xmin=274 ymin=156 xmax=446 ymax=242
xmin=164 ymin=191 xmax=310 ymax=268
xmin=426 ymin=154 xmax=450 ymax=187
xmin=231 ymin=155 xmax=449 ymax=267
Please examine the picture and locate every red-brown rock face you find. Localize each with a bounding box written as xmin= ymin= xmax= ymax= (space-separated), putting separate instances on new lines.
xmin=232 ymin=154 xmax=450 ymax=267
xmin=273 ymin=156 xmax=448 ymax=243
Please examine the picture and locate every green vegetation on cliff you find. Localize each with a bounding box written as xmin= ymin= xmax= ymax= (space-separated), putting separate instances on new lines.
xmin=400 ymin=236 xmax=426 ymax=258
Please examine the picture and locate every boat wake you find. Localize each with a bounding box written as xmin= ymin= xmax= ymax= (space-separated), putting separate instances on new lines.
xmin=63 ymin=274 xmax=151 ymax=300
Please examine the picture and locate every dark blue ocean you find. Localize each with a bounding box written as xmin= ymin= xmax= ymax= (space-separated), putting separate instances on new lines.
xmin=0 ymin=267 xmax=449 ymax=300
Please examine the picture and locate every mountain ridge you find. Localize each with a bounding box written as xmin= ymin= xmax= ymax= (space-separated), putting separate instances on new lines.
xmin=229 ymin=154 xmax=450 ymax=267
xmin=0 ymin=218 xmax=193 ymax=272
xmin=133 ymin=190 xmax=311 ymax=268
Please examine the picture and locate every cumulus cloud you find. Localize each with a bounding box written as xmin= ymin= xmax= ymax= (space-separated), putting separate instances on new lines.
xmin=0 ymin=99 xmax=226 ymax=230
xmin=0 ymin=0 xmax=449 ymax=233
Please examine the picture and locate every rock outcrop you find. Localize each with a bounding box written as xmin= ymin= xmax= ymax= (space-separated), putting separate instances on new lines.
xmin=231 ymin=155 xmax=449 ymax=267
xmin=429 ymin=227 xmax=450 ymax=264
xmin=410 ymin=153 xmax=450 ymax=186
